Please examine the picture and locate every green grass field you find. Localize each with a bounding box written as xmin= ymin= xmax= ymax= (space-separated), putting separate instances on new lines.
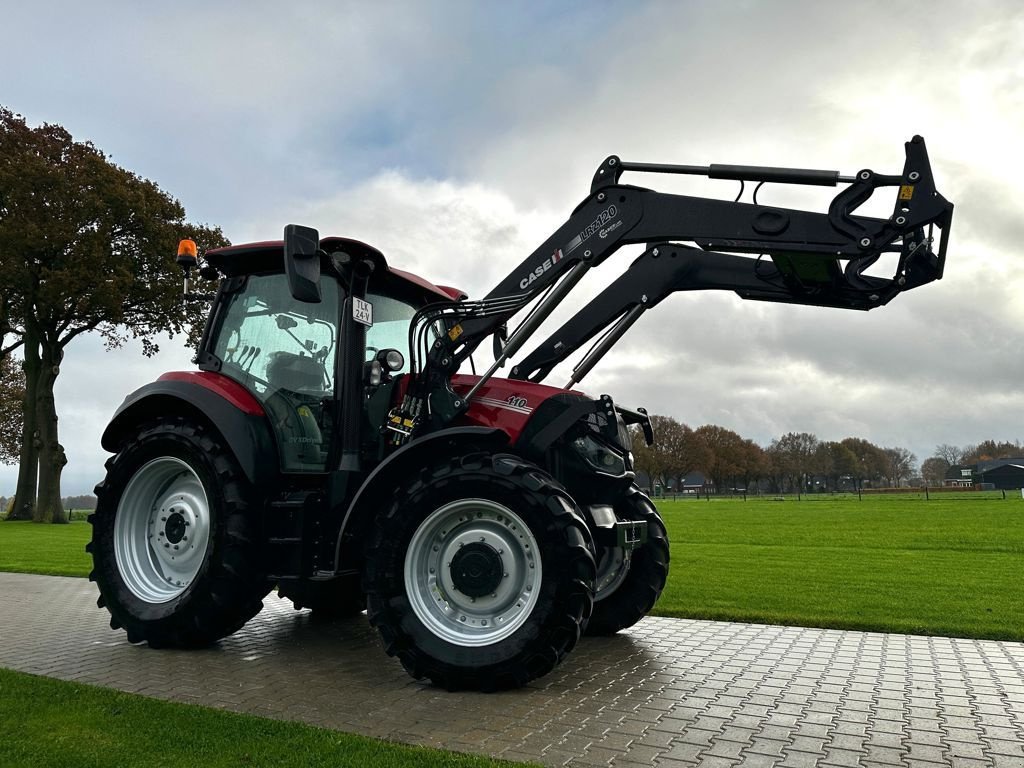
xmin=0 ymin=516 xmax=93 ymax=576
xmin=1 ymin=494 xmax=1021 ymax=639
xmin=653 ymin=494 xmax=1024 ymax=640
xmin=0 ymin=668 xmax=529 ymax=768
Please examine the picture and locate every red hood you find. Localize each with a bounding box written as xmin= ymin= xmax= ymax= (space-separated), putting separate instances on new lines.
xmin=451 ymin=374 xmax=589 ymax=442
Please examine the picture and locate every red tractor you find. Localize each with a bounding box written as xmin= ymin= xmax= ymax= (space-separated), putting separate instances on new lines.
xmin=88 ymin=137 xmax=952 ymax=690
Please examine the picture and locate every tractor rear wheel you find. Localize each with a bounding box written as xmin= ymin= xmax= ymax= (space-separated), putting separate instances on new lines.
xmin=585 ymin=486 xmax=669 ymax=635
xmin=88 ymin=417 xmax=271 ymax=647
xmin=364 ymin=452 xmax=595 ymax=691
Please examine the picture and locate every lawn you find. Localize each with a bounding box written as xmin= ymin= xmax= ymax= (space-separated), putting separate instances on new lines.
xmin=1 ymin=494 xmax=1022 ymax=640
xmin=652 ymin=494 xmax=1024 ymax=640
xmin=0 ymin=668 xmax=530 ymax=768
xmin=0 ymin=517 xmax=93 ymax=577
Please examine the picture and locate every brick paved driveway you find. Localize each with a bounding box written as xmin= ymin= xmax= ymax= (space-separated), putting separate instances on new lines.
xmin=1 ymin=572 xmax=1022 ymax=767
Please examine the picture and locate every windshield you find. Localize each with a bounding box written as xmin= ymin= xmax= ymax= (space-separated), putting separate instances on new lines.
xmin=365 ymin=293 xmax=417 ymax=374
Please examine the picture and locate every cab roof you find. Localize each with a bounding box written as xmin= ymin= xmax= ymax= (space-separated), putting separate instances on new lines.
xmin=205 ymin=237 xmax=464 ymax=302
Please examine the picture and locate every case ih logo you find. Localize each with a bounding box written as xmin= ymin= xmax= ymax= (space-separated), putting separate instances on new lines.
xmin=519 ymin=249 xmax=564 ymax=289
xmin=517 ymin=205 xmax=618 ymax=290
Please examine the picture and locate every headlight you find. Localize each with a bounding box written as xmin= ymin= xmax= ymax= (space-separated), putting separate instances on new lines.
xmin=573 ymin=434 xmax=627 ymax=475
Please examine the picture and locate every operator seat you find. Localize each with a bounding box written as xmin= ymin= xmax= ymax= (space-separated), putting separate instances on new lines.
xmin=265 ymin=351 xmax=325 ymax=394
xmin=264 ymin=352 xmax=327 ymax=468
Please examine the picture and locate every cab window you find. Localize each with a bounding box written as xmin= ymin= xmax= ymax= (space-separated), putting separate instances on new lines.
xmin=212 ymin=274 xmax=340 ymax=471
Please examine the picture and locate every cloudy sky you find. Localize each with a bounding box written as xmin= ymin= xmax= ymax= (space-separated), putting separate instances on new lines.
xmin=2 ymin=0 xmax=1022 ymax=494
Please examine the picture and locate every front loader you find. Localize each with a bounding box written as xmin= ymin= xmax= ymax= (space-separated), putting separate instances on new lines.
xmin=88 ymin=136 xmax=952 ymax=690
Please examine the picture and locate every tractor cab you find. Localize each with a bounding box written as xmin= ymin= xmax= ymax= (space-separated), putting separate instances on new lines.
xmin=196 ymin=237 xmax=455 ymax=474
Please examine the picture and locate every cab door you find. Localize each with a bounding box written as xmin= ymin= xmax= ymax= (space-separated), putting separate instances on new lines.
xmin=210 ymin=272 xmax=341 ymax=471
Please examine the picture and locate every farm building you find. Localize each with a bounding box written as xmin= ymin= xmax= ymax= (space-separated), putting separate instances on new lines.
xmin=944 ymin=458 xmax=1024 ymax=490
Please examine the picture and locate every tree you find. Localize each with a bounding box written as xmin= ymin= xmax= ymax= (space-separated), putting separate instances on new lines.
xmin=736 ymin=439 xmax=768 ymax=492
xmin=0 ymin=356 xmax=22 ymax=465
xmin=882 ymin=446 xmax=917 ymax=487
xmin=631 ymin=415 xmax=709 ymax=492
xmin=961 ymin=440 xmax=1022 ymax=464
xmin=770 ymin=432 xmax=820 ymax=493
xmin=0 ymin=107 xmax=228 ymax=523
xmin=821 ymin=440 xmax=858 ymax=492
xmin=694 ymin=424 xmax=748 ymax=493
xmin=933 ymin=443 xmax=964 ymax=466
xmin=839 ymin=437 xmax=887 ymax=490
xmin=921 ymin=456 xmax=950 ymax=486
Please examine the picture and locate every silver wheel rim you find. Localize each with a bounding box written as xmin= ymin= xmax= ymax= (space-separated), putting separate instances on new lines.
xmin=114 ymin=457 xmax=212 ymax=604
xmin=594 ymin=546 xmax=630 ymax=602
xmin=404 ymin=498 xmax=542 ymax=646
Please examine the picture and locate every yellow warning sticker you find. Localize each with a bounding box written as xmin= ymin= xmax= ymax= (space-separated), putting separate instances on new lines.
xmin=448 ymin=324 xmax=464 ymax=341
xmin=899 ymin=185 xmax=914 ymax=200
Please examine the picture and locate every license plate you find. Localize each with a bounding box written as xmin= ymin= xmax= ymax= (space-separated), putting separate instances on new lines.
xmin=353 ymin=297 xmax=373 ymax=326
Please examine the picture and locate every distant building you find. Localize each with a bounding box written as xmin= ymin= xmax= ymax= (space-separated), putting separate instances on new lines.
xmin=944 ymin=458 xmax=1024 ymax=490
xmin=635 ymin=471 xmax=714 ymax=496
xmin=943 ymin=465 xmax=975 ymax=488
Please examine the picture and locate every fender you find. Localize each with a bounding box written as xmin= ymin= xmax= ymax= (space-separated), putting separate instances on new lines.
xmin=332 ymin=426 xmax=510 ymax=571
xmin=101 ymin=372 xmax=278 ymax=490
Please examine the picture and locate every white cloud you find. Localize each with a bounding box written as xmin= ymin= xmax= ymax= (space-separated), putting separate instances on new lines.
xmin=3 ymin=1 xmax=1024 ymax=494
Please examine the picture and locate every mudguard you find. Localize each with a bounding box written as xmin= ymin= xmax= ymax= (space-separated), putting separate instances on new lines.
xmin=101 ymin=372 xmax=278 ymax=490
xmin=333 ymin=426 xmax=510 ymax=570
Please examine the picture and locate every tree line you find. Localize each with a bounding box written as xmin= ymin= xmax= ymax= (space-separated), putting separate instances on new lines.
xmin=630 ymin=416 xmax=1020 ymax=494
xmin=0 ymin=106 xmax=225 ymax=523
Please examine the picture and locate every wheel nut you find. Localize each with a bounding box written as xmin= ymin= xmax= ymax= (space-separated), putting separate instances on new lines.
xmin=164 ymin=543 xmax=170 ymax=549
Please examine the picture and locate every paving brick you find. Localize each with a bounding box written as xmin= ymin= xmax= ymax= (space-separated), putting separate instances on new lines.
xmin=3 ymin=572 xmax=1024 ymax=768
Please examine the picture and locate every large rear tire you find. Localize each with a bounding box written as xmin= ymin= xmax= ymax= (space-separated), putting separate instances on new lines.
xmin=585 ymin=485 xmax=669 ymax=635
xmin=88 ymin=417 xmax=271 ymax=647
xmin=364 ymin=452 xmax=595 ymax=691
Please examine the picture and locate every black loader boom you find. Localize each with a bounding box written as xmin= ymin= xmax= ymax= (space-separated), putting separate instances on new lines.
xmin=393 ymin=135 xmax=952 ymax=433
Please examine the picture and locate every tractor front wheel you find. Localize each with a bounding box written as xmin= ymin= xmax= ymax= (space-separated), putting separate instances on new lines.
xmin=88 ymin=417 xmax=271 ymax=647
xmin=585 ymin=486 xmax=669 ymax=635
xmin=365 ymin=452 xmax=595 ymax=690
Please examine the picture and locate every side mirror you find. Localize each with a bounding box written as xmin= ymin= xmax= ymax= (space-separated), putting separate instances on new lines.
xmin=283 ymin=224 xmax=322 ymax=303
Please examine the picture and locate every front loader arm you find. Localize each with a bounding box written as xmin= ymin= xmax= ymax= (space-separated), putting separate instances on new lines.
xmin=392 ymin=136 xmax=951 ymax=439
